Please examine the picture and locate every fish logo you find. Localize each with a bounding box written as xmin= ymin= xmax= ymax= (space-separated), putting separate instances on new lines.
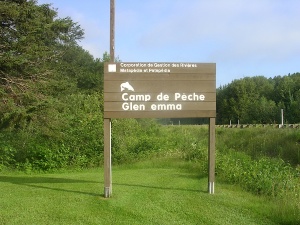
xmin=120 ymin=82 xmax=135 ymax=92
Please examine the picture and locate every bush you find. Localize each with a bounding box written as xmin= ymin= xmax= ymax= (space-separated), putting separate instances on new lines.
xmin=216 ymin=127 xmax=300 ymax=165
xmin=216 ymin=150 xmax=299 ymax=197
xmin=0 ymin=92 xmax=104 ymax=171
xmin=111 ymin=119 xmax=165 ymax=164
xmin=0 ymin=146 xmax=16 ymax=171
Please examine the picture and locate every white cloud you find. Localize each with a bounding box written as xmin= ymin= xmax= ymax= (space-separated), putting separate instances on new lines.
xmin=133 ymin=0 xmax=300 ymax=62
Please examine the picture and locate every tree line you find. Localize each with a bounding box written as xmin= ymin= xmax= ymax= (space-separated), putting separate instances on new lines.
xmin=217 ymin=74 xmax=300 ymax=125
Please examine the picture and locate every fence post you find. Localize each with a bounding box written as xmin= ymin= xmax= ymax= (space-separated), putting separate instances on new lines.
xmin=208 ymin=117 xmax=216 ymax=194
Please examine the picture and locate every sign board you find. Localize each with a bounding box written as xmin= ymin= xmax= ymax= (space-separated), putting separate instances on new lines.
xmin=104 ymin=62 xmax=216 ymax=118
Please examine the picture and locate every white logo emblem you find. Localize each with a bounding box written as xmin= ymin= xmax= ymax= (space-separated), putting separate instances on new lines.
xmin=108 ymin=64 xmax=116 ymax=72
xmin=120 ymin=82 xmax=135 ymax=92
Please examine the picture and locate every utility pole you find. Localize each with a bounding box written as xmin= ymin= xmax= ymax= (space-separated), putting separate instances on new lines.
xmin=110 ymin=0 xmax=115 ymax=62
xmin=104 ymin=0 xmax=115 ymax=198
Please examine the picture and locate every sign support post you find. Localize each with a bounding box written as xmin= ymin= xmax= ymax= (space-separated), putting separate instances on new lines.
xmin=103 ymin=0 xmax=114 ymax=198
xmin=110 ymin=0 xmax=115 ymax=62
xmin=104 ymin=119 xmax=112 ymax=197
xmin=208 ymin=117 xmax=216 ymax=194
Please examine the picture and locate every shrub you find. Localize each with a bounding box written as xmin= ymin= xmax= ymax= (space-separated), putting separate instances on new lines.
xmin=216 ymin=150 xmax=299 ymax=197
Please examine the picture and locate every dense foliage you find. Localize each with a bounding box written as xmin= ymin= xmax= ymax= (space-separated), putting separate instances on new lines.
xmin=217 ymin=74 xmax=300 ymax=124
xmin=1 ymin=0 xmax=105 ymax=170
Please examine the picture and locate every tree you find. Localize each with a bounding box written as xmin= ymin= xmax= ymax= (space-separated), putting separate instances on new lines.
xmin=0 ymin=1 xmax=108 ymax=170
xmin=251 ymin=97 xmax=277 ymax=124
xmin=218 ymin=77 xmax=260 ymax=124
xmin=273 ymin=74 xmax=300 ymax=123
xmin=0 ymin=0 xmax=86 ymax=129
xmin=0 ymin=0 xmax=84 ymax=98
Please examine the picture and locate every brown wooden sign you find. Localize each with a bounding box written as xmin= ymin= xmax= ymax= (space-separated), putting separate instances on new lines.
xmin=104 ymin=62 xmax=216 ymax=118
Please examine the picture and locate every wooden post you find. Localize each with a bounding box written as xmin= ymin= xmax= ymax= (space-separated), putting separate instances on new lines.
xmin=281 ymin=109 xmax=284 ymax=127
xmin=110 ymin=0 xmax=115 ymax=62
xmin=104 ymin=119 xmax=112 ymax=197
xmin=208 ymin=117 xmax=216 ymax=194
xmin=103 ymin=0 xmax=115 ymax=198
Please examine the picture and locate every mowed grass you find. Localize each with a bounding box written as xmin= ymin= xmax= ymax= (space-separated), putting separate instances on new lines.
xmin=1 ymin=159 xmax=279 ymax=225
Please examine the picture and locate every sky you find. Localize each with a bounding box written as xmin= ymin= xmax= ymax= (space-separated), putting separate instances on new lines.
xmin=37 ymin=0 xmax=300 ymax=87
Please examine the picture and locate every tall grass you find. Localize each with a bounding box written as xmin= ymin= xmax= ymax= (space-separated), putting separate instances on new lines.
xmin=216 ymin=127 xmax=300 ymax=165
xmin=167 ymin=126 xmax=300 ymax=224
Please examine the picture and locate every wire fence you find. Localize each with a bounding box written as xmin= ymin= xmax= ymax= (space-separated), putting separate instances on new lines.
xmin=216 ymin=124 xmax=300 ymax=129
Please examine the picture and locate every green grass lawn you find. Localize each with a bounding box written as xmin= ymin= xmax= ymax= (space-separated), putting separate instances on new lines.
xmin=0 ymin=159 xmax=280 ymax=225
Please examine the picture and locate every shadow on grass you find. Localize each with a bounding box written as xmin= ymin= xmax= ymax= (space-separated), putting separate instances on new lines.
xmin=174 ymin=172 xmax=207 ymax=180
xmin=0 ymin=175 xmax=208 ymax=197
xmin=0 ymin=175 xmax=102 ymax=197
xmin=112 ymin=170 xmax=209 ymax=194
xmin=0 ymin=176 xmax=99 ymax=184
xmin=114 ymin=182 xmax=208 ymax=194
